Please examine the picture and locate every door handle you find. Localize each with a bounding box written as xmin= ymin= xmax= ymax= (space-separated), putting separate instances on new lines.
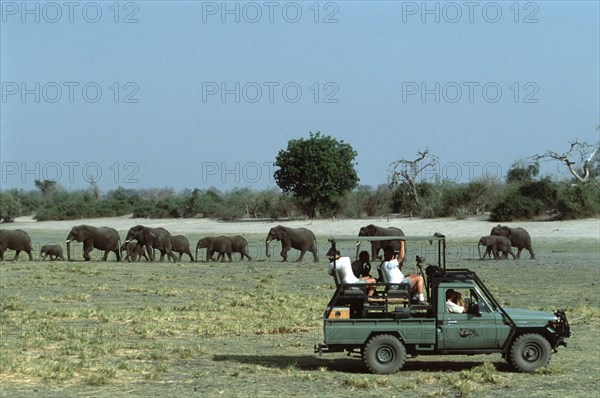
xmin=448 ymin=321 xmax=457 ymax=324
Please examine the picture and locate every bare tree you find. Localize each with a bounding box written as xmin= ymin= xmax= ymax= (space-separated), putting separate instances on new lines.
xmin=531 ymin=139 xmax=600 ymax=189
xmin=388 ymin=148 xmax=439 ymax=214
xmin=87 ymin=179 xmax=101 ymax=201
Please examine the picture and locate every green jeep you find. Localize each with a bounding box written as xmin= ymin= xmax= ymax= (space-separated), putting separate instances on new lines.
xmin=315 ymin=234 xmax=570 ymax=374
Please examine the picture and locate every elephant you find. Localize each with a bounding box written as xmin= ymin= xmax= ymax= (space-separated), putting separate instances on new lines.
xmin=265 ymin=225 xmax=318 ymax=262
xmin=228 ymin=235 xmax=252 ymax=261
xmin=124 ymin=225 xmax=177 ymax=262
xmin=478 ymin=235 xmax=515 ymax=260
xmin=171 ymin=235 xmax=195 ymax=262
xmin=491 ymin=225 xmax=535 ymax=259
xmin=40 ymin=244 xmax=65 ymax=261
xmin=196 ymin=236 xmax=233 ymax=262
xmin=358 ymin=224 xmax=405 ymax=261
xmin=66 ymin=225 xmax=121 ymax=261
xmin=120 ymin=241 xmax=149 ymax=262
xmin=0 ymin=229 xmax=33 ymax=261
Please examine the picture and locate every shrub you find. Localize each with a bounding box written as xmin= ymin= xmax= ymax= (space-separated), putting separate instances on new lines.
xmin=342 ymin=185 xmax=392 ymax=219
xmin=0 ymin=191 xmax=22 ymax=222
xmin=132 ymin=199 xmax=157 ymax=218
xmin=490 ymin=193 xmax=544 ymax=221
xmin=555 ymin=183 xmax=600 ymax=219
xmin=518 ymin=178 xmax=558 ymax=209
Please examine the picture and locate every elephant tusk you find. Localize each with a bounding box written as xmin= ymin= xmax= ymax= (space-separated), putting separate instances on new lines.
xmin=355 ymin=241 xmax=360 ymax=246
xmin=65 ymin=240 xmax=71 ymax=243
xmin=266 ymin=240 xmax=271 ymax=244
xmin=125 ymin=240 xmax=130 ymax=243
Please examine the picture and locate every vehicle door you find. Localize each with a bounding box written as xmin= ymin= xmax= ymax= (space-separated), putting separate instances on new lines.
xmin=438 ymin=286 xmax=503 ymax=350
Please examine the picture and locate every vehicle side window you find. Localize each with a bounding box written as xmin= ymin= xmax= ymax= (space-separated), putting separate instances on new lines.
xmin=469 ymin=288 xmax=491 ymax=313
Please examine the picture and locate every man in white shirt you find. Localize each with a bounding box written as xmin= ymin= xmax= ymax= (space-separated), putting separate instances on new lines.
xmin=446 ymin=289 xmax=466 ymax=313
xmin=379 ymin=246 xmax=428 ymax=305
xmin=327 ymin=247 xmax=377 ymax=296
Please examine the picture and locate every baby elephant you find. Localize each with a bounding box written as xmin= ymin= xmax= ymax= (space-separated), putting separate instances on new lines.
xmin=478 ymin=236 xmax=515 ymax=260
xmin=120 ymin=241 xmax=149 ymax=262
xmin=40 ymin=244 xmax=65 ymax=261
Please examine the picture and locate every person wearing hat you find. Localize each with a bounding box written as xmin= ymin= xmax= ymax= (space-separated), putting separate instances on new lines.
xmin=446 ymin=289 xmax=466 ymax=313
xmin=327 ymin=247 xmax=377 ymax=296
xmin=379 ymin=245 xmax=429 ymax=305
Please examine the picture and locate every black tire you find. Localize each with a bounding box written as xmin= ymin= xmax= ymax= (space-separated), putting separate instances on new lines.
xmin=362 ymin=334 xmax=406 ymax=374
xmin=509 ymin=333 xmax=552 ymax=372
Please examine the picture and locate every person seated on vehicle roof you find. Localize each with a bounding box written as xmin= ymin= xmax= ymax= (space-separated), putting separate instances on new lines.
xmin=327 ymin=247 xmax=377 ymax=296
xmin=445 ymin=289 xmax=467 ymax=313
xmin=379 ymin=245 xmax=429 ymax=305
xmin=351 ymin=250 xmax=373 ymax=279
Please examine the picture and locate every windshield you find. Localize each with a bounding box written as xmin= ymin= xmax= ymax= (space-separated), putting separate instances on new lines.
xmin=472 ymin=285 xmax=497 ymax=312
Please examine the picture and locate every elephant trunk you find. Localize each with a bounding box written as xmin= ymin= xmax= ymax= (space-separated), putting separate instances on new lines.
xmin=66 ymin=239 xmax=72 ymax=261
xmin=265 ymin=239 xmax=271 ymax=257
xmin=477 ymin=243 xmax=482 ymax=260
xmin=195 ymin=243 xmax=200 ymax=263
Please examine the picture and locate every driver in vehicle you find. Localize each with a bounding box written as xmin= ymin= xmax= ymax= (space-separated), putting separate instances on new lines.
xmin=446 ymin=289 xmax=467 ymax=313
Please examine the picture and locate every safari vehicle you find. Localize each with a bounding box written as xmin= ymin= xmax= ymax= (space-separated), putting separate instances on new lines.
xmin=315 ymin=234 xmax=570 ymax=374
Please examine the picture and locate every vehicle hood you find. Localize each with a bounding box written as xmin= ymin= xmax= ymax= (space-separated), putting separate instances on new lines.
xmin=503 ymin=308 xmax=556 ymax=325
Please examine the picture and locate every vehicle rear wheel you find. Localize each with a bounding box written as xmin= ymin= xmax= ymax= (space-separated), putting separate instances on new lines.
xmin=362 ymin=334 xmax=406 ymax=374
xmin=509 ymin=333 xmax=552 ymax=372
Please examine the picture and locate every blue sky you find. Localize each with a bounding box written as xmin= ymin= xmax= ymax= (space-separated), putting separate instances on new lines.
xmin=1 ymin=1 xmax=599 ymax=192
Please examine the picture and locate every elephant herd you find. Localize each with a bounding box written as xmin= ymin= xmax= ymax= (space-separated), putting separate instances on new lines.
xmin=0 ymin=222 xmax=535 ymax=263
xmin=0 ymin=224 xmax=319 ymax=263
xmin=477 ymin=225 xmax=535 ymax=260
xmin=0 ymin=225 xmax=234 ymax=263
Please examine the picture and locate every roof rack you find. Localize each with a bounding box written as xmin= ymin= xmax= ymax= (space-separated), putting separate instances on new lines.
xmin=328 ymin=233 xmax=447 ymax=270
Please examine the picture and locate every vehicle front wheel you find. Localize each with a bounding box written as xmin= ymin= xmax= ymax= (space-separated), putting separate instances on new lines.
xmin=509 ymin=333 xmax=552 ymax=372
xmin=362 ymin=334 xmax=406 ymax=374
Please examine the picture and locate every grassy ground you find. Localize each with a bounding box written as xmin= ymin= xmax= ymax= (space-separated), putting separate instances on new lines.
xmin=1 ymin=234 xmax=599 ymax=397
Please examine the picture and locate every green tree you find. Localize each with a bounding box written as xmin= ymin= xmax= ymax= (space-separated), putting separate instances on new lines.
xmin=34 ymin=179 xmax=58 ymax=196
xmin=0 ymin=191 xmax=22 ymax=222
xmin=274 ymin=132 xmax=359 ymax=218
xmin=182 ymin=188 xmax=201 ymax=217
xmin=506 ymin=160 xmax=539 ymax=184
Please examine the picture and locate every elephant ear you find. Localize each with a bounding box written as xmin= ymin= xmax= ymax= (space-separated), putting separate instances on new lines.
xmin=276 ymin=226 xmax=286 ymax=239
xmin=502 ymin=226 xmax=512 ymax=237
xmin=67 ymin=228 xmax=77 ymax=240
xmin=79 ymin=226 xmax=92 ymax=241
xmin=368 ymin=225 xmax=377 ymax=235
xmin=142 ymin=228 xmax=153 ymax=243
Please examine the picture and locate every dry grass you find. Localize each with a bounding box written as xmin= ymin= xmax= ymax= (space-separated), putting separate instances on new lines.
xmin=0 ymin=225 xmax=598 ymax=397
